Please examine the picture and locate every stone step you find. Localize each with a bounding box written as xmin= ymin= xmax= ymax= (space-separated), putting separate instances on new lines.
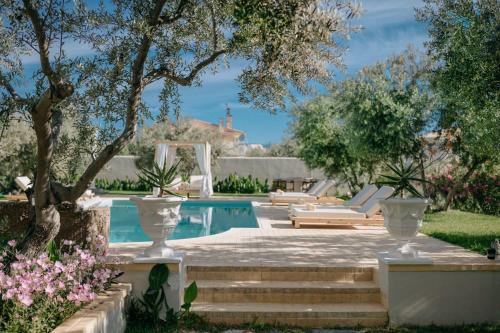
xmin=187 ymin=266 xmax=374 ymax=282
xmin=191 ymin=302 xmax=388 ymax=328
xmin=192 ymin=280 xmax=381 ymax=304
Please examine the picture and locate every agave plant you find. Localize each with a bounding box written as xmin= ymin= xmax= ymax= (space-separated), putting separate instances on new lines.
xmin=378 ymin=159 xmax=430 ymax=199
xmin=137 ymin=160 xmax=183 ymax=197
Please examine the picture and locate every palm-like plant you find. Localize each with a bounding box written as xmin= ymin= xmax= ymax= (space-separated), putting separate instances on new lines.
xmin=137 ymin=160 xmax=183 ymax=197
xmin=378 ymin=159 xmax=429 ymax=199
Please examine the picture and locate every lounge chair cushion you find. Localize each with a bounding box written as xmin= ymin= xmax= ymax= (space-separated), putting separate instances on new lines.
xmin=269 ymin=179 xmax=335 ymax=201
xmin=311 ymin=179 xmax=335 ymax=197
xmin=345 ymin=184 xmax=378 ymax=207
xmin=305 ymin=179 xmax=327 ymax=195
xmin=268 ymin=179 xmax=326 ymax=198
xmin=269 ymin=192 xmax=312 ymax=199
xmin=15 ymin=176 xmax=32 ymax=192
xmin=291 ymin=207 xmax=366 ymax=219
xmin=274 ymin=194 xmax=317 ymax=202
xmin=358 ymin=186 xmax=395 ymax=217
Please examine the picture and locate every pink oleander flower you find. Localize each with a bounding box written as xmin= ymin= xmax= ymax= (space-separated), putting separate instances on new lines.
xmin=17 ymin=293 xmax=33 ymax=307
xmin=0 ymin=235 xmax=119 ymax=310
xmin=7 ymin=240 xmax=16 ymax=247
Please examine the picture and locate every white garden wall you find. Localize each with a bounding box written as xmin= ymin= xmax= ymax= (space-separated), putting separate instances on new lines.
xmin=377 ymin=260 xmax=500 ymax=325
xmin=95 ymin=155 xmax=325 ymax=182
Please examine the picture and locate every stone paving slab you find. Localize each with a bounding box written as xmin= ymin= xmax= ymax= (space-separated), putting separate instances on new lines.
xmin=108 ymin=201 xmax=498 ymax=269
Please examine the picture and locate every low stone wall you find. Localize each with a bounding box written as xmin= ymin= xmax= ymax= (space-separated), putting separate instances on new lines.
xmin=52 ymin=283 xmax=131 ymax=333
xmin=378 ymin=260 xmax=500 ymax=325
xmin=0 ymin=201 xmax=110 ymax=247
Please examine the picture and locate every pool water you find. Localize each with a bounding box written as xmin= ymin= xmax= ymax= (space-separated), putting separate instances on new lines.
xmin=109 ymin=200 xmax=258 ymax=243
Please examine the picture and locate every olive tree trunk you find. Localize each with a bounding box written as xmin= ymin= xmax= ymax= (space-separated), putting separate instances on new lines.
xmin=19 ymin=0 xmax=168 ymax=254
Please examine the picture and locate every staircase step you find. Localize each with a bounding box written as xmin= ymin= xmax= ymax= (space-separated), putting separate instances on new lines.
xmin=191 ymin=302 xmax=388 ymax=328
xmin=192 ymin=280 xmax=381 ymax=304
xmin=187 ymin=266 xmax=374 ymax=282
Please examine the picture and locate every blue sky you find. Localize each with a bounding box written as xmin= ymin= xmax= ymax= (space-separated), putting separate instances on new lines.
xmin=141 ymin=0 xmax=429 ymax=145
xmin=17 ymin=1 xmax=428 ymax=144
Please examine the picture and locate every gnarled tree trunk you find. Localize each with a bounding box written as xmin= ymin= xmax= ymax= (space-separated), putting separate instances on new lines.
xmin=19 ymin=0 xmax=168 ymax=254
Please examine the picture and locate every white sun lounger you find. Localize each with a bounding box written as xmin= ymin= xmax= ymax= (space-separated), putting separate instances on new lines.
xmin=290 ymin=186 xmax=395 ymax=228
xmin=167 ymin=175 xmax=203 ymax=196
xmin=289 ymin=184 xmax=379 ymax=211
xmin=15 ymin=176 xmax=32 ymax=192
xmin=269 ymin=180 xmax=342 ymax=205
xmin=269 ymin=179 xmax=326 ymax=198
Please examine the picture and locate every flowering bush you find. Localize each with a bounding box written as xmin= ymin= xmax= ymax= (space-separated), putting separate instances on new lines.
xmin=428 ymin=172 xmax=500 ymax=216
xmin=0 ymin=236 xmax=120 ymax=333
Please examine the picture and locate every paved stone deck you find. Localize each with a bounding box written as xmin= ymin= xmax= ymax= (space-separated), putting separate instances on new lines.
xmin=108 ymin=201 xmax=499 ymax=269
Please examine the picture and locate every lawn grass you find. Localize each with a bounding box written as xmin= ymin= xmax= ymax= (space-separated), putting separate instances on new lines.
xmin=422 ymin=210 xmax=500 ymax=254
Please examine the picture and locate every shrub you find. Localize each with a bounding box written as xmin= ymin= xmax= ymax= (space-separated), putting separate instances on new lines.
xmin=428 ymin=172 xmax=500 ymax=216
xmin=94 ymin=178 xmax=153 ymax=192
xmin=127 ymin=263 xmax=197 ymax=330
xmin=0 ymin=236 xmax=120 ymax=333
xmin=213 ymin=174 xmax=269 ymax=194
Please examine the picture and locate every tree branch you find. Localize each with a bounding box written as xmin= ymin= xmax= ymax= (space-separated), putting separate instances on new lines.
xmin=0 ymin=72 xmax=26 ymax=103
xmin=158 ymin=0 xmax=189 ymax=25
xmin=142 ymin=49 xmax=226 ymax=86
xmin=144 ymin=2 xmax=224 ymax=87
xmin=23 ymin=0 xmax=58 ymax=85
xmin=69 ymin=0 xmax=168 ymax=201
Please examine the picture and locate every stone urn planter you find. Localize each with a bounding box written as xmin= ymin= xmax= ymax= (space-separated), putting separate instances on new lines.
xmin=130 ymin=195 xmax=187 ymax=259
xmin=379 ymin=198 xmax=431 ymax=263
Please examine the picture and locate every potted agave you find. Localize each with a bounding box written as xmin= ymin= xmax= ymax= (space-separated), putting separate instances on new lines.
xmin=378 ymin=159 xmax=431 ymax=262
xmin=131 ymin=160 xmax=187 ymax=259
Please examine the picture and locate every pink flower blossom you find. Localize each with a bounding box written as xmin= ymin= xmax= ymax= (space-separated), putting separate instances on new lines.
xmin=0 ymin=234 xmax=119 ymax=311
xmin=17 ymin=294 xmax=33 ymax=307
xmin=7 ymin=240 xmax=16 ymax=247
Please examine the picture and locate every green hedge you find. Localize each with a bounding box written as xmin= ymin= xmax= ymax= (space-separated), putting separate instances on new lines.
xmin=213 ymin=174 xmax=269 ymax=194
xmin=94 ymin=178 xmax=153 ymax=192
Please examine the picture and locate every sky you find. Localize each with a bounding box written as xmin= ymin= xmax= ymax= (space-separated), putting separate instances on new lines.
xmin=141 ymin=0 xmax=429 ymax=145
xmin=16 ymin=0 xmax=429 ymax=145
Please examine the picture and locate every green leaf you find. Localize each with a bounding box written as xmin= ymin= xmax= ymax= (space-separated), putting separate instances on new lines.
xmin=46 ymin=240 xmax=60 ymax=262
xmin=149 ymin=264 xmax=169 ymax=290
xmin=183 ymin=281 xmax=198 ymax=305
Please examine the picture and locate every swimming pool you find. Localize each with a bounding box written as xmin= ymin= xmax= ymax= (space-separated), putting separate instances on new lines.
xmin=109 ymin=200 xmax=258 ymax=243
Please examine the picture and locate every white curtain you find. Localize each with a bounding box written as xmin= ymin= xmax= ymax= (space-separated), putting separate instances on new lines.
xmin=201 ymin=207 xmax=213 ymax=236
xmin=153 ymin=143 xmax=169 ymax=196
xmin=194 ymin=143 xmax=213 ymax=198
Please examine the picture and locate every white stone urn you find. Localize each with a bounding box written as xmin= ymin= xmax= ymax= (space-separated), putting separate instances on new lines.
xmin=379 ymin=198 xmax=431 ymax=262
xmin=130 ymin=195 xmax=187 ymax=258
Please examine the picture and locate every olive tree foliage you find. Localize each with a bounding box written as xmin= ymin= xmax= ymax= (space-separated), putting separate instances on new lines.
xmin=0 ymin=117 xmax=85 ymax=193
xmin=293 ymin=49 xmax=435 ymax=192
xmin=338 ymin=49 xmax=434 ymax=163
xmin=416 ymin=0 xmax=500 ymax=209
xmin=0 ymin=0 xmax=362 ymax=252
xmin=292 ymin=97 xmax=378 ymax=193
xmin=0 ymin=120 xmax=36 ymax=193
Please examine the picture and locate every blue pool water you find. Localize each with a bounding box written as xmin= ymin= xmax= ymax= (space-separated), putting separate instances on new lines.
xmin=109 ymin=200 xmax=258 ymax=243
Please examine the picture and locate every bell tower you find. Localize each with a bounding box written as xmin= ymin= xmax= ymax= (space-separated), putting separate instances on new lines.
xmin=225 ymin=104 xmax=233 ymax=129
